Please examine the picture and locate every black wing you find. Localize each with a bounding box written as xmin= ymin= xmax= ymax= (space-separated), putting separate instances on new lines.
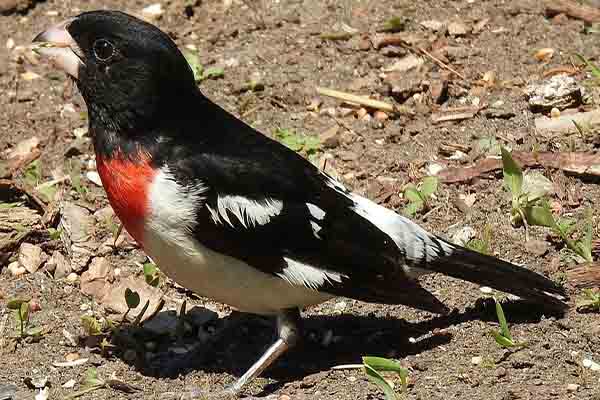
xmin=150 ymin=98 xmax=450 ymax=313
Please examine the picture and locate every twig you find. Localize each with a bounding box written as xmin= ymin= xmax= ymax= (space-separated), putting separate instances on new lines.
xmin=438 ymin=151 xmax=600 ymax=183
xmin=545 ymin=0 xmax=600 ymax=23
xmin=317 ymin=87 xmax=411 ymax=115
xmin=418 ymin=47 xmax=466 ymax=80
xmin=542 ymin=66 xmax=579 ymax=78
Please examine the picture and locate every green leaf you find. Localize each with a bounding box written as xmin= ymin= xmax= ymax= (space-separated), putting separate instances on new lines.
xmin=378 ymin=16 xmax=406 ymax=33
xmin=303 ymin=136 xmax=322 ymax=155
xmin=495 ymin=300 xmax=512 ymax=341
xmin=557 ymin=218 xmax=576 ymax=236
xmin=25 ymin=326 xmax=44 ymax=337
xmin=36 ymin=183 xmax=57 ymax=203
xmin=403 ymin=201 xmax=421 ymax=217
xmin=524 ymin=204 xmax=556 ymax=228
xmin=404 ymin=185 xmax=423 ymax=204
xmin=466 ymin=239 xmax=487 ymax=255
xmin=363 ymin=356 xmax=404 ymax=373
xmin=363 ymin=364 xmax=397 ymax=400
xmin=275 ymin=128 xmax=304 ymax=152
xmin=576 ymin=54 xmax=600 ymax=82
xmin=24 ymin=159 xmax=42 ymax=187
xmin=143 ymin=262 xmax=160 ymax=287
xmin=201 ymin=67 xmax=224 ymax=81
xmin=124 ymin=288 xmax=140 ymax=309
xmin=501 ymin=147 xmax=523 ymax=200
xmin=83 ymin=368 xmax=105 ymax=388
xmin=420 ymin=176 xmax=438 ymax=198
xmin=19 ymin=301 xmax=30 ymax=324
xmin=81 ymin=315 xmax=103 ymax=336
xmin=47 ymin=228 xmax=62 ymax=240
xmin=183 ymin=51 xmax=203 ymax=82
xmin=491 ymin=331 xmax=516 ymax=348
xmin=7 ymin=299 xmax=27 ymax=310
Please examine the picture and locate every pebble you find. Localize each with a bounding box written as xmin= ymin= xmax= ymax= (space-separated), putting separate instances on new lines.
xmin=334 ymin=301 xmax=347 ymax=312
xmin=471 ymin=356 xmax=482 ymax=365
xmin=495 ymin=367 xmax=507 ymax=378
xmin=6 ymin=38 xmax=14 ymax=50
xmin=374 ymin=110 xmax=388 ymax=121
xmin=62 ymin=379 xmax=76 ymax=389
xmin=65 ymin=353 xmax=80 ymax=362
xmin=479 ymin=286 xmax=493 ymax=294
xmin=420 ymin=20 xmax=445 ymax=32
xmin=18 ymin=243 xmax=45 ymax=274
xmin=448 ymin=21 xmax=468 ymax=36
xmin=86 ymin=171 xmax=102 ymax=186
xmin=66 ymin=273 xmax=78 ymax=283
xmin=8 ymin=261 xmax=27 ymax=276
xmin=566 ymin=383 xmax=579 ymax=392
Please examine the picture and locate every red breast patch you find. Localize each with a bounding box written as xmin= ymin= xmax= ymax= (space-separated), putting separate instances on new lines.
xmin=96 ymin=152 xmax=156 ymax=245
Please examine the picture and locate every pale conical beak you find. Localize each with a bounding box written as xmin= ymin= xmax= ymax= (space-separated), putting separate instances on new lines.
xmin=32 ymin=18 xmax=82 ymax=79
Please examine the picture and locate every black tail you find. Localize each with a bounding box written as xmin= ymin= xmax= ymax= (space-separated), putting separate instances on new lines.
xmin=426 ymin=240 xmax=568 ymax=312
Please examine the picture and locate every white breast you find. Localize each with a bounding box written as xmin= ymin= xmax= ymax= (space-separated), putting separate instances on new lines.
xmin=143 ymin=168 xmax=332 ymax=315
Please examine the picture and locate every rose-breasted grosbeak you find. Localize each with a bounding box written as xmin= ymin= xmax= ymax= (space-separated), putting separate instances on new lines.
xmin=33 ymin=10 xmax=566 ymax=398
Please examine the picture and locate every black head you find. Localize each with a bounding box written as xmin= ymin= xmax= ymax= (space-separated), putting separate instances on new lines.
xmin=34 ymin=10 xmax=198 ymax=132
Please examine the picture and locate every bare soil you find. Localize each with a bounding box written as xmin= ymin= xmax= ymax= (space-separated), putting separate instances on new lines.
xmin=1 ymin=0 xmax=600 ymax=399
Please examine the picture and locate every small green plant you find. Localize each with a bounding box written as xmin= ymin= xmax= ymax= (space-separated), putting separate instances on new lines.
xmin=23 ymin=159 xmax=42 ymax=187
xmin=7 ymin=298 xmax=43 ymax=338
xmin=275 ymin=128 xmax=322 ymax=160
xmin=377 ymin=16 xmax=406 ymax=33
xmin=403 ymin=176 xmax=438 ymax=216
xmin=81 ymin=315 xmax=114 ymax=336
xmin=64 ymin=367 xmax=139 ymax=398
xmin=500 ymin=147 xmax=593 ymax=259
xmin=123 ymin=288 xmax=140 ymax=322
xmin=576 ymin=54 xmax=600 ymax=83
xmin=578 ymin=288 xmax=600 ymax=312
xmin=183 ymin=50 xmax=225 ymax=82
xmin=466 ymin=224 xmax=493 ymax=255
xmin=143 ymin=262 xmax=160 ymax=287
xmin=489 ymin=299 xmax=527 ymax=349
xmin=47 ymin=227 xmax=62 ymax=240
xmin=362 ymin=356 xmax=409 ymax=400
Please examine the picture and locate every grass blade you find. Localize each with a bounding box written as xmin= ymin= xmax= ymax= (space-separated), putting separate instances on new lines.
xmin=363 ymin=364 xmax=397 ymax=400
xmin=495 ymin=300 xmax=512 ymax=341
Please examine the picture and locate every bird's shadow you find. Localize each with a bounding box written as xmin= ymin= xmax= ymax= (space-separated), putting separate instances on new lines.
xmin=114 ymin=298 xmax=562 ymax=391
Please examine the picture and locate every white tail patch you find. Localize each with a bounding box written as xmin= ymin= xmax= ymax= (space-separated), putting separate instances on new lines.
xmin=207 ymin=195 xmax=283 ymax=228
xmin=323 ymin=175 xmax=454 ymax=267
xmin=278 ymin=258 xmax=347 ymax=290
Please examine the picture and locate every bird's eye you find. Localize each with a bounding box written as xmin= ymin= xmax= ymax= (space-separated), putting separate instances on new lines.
xmin=92 ymin=39 xmax=115 ymax=61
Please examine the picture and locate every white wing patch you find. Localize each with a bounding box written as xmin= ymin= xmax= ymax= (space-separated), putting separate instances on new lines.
xmin=207 ymin=195 xmax=283 ymax=228
xmin=148 ymin=168 xmax=207 ymax=232
xmin=306 ymin=203 xmax=325 ymax=238
xmin=278 ymin=258 xmax=347 ymax=290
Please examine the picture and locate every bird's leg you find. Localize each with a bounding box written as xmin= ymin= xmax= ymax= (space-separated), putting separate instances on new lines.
xmin=161 ymin=308 xmax=301 ymax=400
xmin=226 ymin=308 xmax=301 ymax=394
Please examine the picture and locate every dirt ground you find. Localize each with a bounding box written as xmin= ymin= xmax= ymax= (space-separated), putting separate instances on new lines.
xmin=1 ymin=0 xmax=600 ymax=399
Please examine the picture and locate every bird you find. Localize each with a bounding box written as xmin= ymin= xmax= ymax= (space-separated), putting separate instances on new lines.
xmin=32 ymin=10 xmax=566 ymax=399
